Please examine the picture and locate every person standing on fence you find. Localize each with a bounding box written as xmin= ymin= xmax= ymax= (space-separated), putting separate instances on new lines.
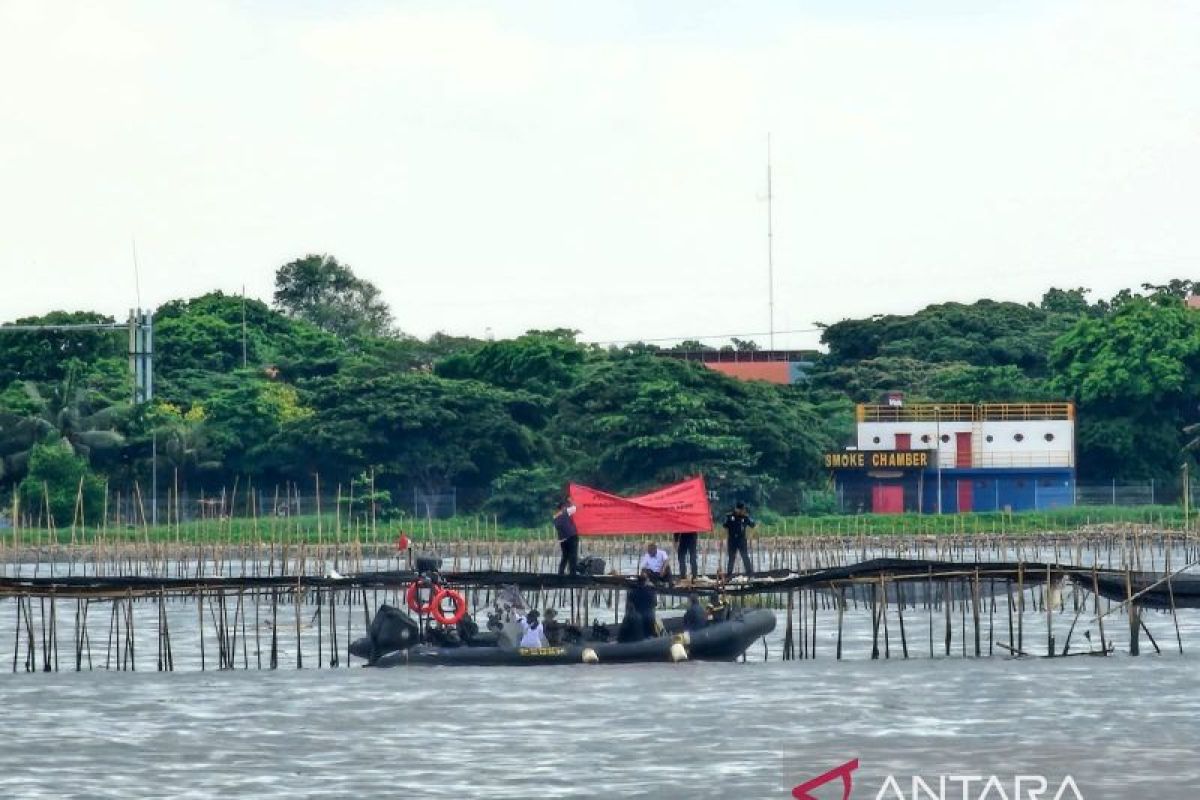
xmin=673 ymin=531 xmax=699 ymax=581
xmin=554 ymin=500 xmax=580 ymax=575
xmin=722 ymin=501 xmax=756 ymax=579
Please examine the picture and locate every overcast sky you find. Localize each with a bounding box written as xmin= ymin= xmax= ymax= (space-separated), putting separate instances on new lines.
xmin=1 ymin=1 xmax=1196 ymax=349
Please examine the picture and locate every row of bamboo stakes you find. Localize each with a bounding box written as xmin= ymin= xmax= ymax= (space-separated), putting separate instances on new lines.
xmin=2 ymin=523 xmax=1193 ymax=673
xmin=1 ymin=477 xmax=1196 ymax=672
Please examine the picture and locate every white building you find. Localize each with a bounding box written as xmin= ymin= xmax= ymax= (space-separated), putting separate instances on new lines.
xmin=827 ymin=402 xmax=1076 ymax=513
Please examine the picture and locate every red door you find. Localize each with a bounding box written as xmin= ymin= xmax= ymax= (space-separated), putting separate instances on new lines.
xmin=895 ymin=433 xmax=911 ymax=451
xmin=955 ymin=431 xmax=972 ymax=467
xmin=957 ymin=480 xmax=973 ymax=513
xmin=872 ymin=483 xmax=904 ymax=514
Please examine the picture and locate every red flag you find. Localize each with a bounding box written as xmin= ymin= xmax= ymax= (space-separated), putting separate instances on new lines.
xmin=569 ymin=477 xmax=713 ymax=535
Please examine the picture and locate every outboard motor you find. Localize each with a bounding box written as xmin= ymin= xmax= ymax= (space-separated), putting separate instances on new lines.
xmin=414 ymin=555 xmax=443 ymax=574
xmin=366 ymin=604 xmax=420 ymax=662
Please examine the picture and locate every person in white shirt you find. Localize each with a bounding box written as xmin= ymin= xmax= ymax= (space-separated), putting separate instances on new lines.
xmin=518 ymin=610 xmax=547 ymax=648
xmin=638 ymin=542 xmax=672 ymax=584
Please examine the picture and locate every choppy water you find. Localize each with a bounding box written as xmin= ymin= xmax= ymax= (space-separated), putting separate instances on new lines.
xmin=1 ymin=581 xmax=1199 ymax=799
xmin=2 ymin=541 xmax=1198 ymax=799
xmin=0 ymin=654 xmax=1197 ymax=799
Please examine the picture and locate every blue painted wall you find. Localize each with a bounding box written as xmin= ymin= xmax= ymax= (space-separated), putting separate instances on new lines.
xmin=918 ymin=468 xmax=1075 ymax=512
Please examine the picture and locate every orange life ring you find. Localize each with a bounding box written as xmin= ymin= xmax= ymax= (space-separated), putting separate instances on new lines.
xmin=406 ymin=580 xmax=435 ymax=615
xmin=430 ymin=588 xmax=467 ymax=626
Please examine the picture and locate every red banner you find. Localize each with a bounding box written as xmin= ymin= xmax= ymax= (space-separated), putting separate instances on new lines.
xmin=569 ymin=477 xmax=713 ymax=535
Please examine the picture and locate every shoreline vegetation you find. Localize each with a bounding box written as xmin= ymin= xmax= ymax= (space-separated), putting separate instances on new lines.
xmin=7 ymin=266 xmax=1200 ymax=536
xmin=2 ymin=505 xmax=1195 ymax=548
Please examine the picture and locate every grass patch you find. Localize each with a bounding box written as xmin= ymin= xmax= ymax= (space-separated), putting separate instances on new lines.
xmin=2 ymin=504 xmax=1189 ymax=546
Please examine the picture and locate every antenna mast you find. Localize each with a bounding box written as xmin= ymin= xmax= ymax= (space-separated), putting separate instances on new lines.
xmin=766 ymin=133 xmax=775 ymax=350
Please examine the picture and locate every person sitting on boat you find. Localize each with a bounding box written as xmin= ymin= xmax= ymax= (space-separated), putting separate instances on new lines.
xmin=629 ymin=574 xmax=660 ymax=638
xmin=638 ymin=542 xmax=672 ymax=584
xmin=518 ymin=609 xmax=548 ymax=648
xmin=541 ymin=608 xmax=563 ymax=646
xmin=617 ymin=602 xmax=645 ymax=643
xmin=682 ymin=594 xmax=707 ymax=631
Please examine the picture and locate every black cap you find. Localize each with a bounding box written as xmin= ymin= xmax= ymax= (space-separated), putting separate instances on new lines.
xmin=735 ymin=501 xmax=746 ymax=510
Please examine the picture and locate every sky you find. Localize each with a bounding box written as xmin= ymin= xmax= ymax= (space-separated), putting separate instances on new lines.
xmin=0 ymin=0 xmax=1197 ymax=350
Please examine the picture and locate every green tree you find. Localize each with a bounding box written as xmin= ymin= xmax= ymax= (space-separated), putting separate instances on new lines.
xmin=435 ymin=332 xmax=590 ymax=395
xmin=484 ymin=466 xmax=565 ymax=526
xmin=550 ymin=355 xmax=833 ymax=503
xmin=273 ymin=254 xmax=394 ymax=339
xmin=148 ymin=401 xmax=222 ymax=482
xmin=668 ymin=340 xmax=715 ymax=352
xmin=1051 ymin=298 xmax=1200 ymax=479
xmin=290 ymin=372 xmax=542 ymax=492
xmin=1140 ymin=279 xmax=1200 ymax=300
xmin=923 ymin=364 xmax=1052 ymax=404
xmin=820 ymin=300 xmax=1080 ymax=376
xmin=0 ymin=373 xmax=127 ymax=484
xmin=17 ymin=440 xmax=106 ymax=526
xmin=0 ymin=311 xmax=124 ymax=386
xmin=201 ymin=378 xmax=313 ymax=479
xmin=1039 ymin=287 xmax=1094 ymax=315
xmin=730 ymin=338 xmax=759 ymax=352
xmin=1051 ymin=299 xmax=1200 ymax=408
xmin=154 ymin=292 xmax=344 ymax=401
xmin=811 ymin=356 xmax=936 ymax=403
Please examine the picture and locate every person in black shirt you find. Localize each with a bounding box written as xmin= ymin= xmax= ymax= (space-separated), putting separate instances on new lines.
xmin=722 ymin=501 xmax=756 ymax=578
xmin=673 ymin=531 xmax=699 ymax=580
xmin=553 ymin=501 xmax=579 ymax=575
xmin=682 ymin=594 xmax=708 ymax=631
xmin=627 ymin=574 xmax=659 ymax=639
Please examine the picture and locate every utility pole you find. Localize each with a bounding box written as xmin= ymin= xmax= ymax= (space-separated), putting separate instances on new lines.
xmin=129 ymin=308 xmax=156 ymax=525
xmin=128 ymin=309 xmax=154 ymax=404
xmin=766 ymin=133 xmax=775 ymax=351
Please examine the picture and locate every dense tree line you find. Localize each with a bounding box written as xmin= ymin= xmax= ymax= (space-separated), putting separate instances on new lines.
xmin=812 ymin=282 xmax=1200 ymax=482
xmin=2 ymin=258 xmax=1198 ymax=523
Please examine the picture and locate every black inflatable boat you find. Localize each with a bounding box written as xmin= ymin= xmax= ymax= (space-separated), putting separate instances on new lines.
xmin=349 ymin=606 xmax=776 ymax=667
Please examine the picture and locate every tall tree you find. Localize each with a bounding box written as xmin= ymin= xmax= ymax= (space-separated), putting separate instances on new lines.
xmin=435 ymin=331 xmax=590 ymax=395
xmin=550 ymin=355 xmax=832 ymax=502
xmin=1051 ymin=298 xmax=1200 ymax=479
xmin=273 ymin=254 xmax=394 ymax=339
xmin=0 ymin=371 xmax=127 ymax=483
xmin=289 ymin=372 xmax=542 ymax=493
xmin=0 ymin=310 xmax=124 ymax=386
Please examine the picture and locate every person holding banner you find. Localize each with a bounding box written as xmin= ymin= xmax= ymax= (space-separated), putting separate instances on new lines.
xmin=554 ymin=501 xmax=580 ymax=575
xmin=722 ymin=501 xmax=756 ymax=578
